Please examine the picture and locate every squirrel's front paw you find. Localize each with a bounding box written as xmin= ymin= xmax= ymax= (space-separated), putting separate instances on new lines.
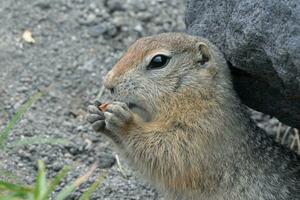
xmin=87 ymin=101 xmax=133 ymax=136
xmin=104 ymin=102 xmax=133 ymax=133
xmin=87 ymin=101 xmax=106 ymax=132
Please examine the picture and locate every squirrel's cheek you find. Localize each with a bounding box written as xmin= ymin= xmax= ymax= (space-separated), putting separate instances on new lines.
xmin=130 ymin=106 xmax=150 ymax=122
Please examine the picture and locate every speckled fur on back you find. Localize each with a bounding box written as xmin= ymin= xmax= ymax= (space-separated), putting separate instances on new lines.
xmin=98 ymin=33 xmax=300 ymax=200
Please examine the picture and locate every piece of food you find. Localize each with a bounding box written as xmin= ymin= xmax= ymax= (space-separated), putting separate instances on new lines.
xmin=99 ymin=103 xmax=109 ymax=112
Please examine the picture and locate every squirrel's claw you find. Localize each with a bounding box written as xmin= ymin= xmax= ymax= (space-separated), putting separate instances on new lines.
xmin=87 ymin=104 xmax=106 ymax=132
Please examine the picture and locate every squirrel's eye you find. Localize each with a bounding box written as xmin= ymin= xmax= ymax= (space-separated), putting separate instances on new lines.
xmin=147 ymin=55 xmax=170 ymax=70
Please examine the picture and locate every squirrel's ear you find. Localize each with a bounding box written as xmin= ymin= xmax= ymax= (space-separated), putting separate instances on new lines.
xmin=197 ymin=42 xmax=210 ymax=66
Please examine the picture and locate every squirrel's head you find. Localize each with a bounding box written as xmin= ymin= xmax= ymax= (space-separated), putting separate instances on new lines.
xmin=104 ymin=33 xmax=231 ymax=121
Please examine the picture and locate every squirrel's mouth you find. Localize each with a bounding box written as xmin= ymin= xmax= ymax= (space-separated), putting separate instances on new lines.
xmin=112 ymin=96 xmax=152 ymax=122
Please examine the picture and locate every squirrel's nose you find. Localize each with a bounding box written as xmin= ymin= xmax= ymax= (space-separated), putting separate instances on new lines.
xmin=103 ymin=71 xmax=116 ymax=94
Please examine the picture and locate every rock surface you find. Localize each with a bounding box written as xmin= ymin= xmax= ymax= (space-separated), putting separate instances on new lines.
xmin=185 ymin=0 xmax=300 ymax=129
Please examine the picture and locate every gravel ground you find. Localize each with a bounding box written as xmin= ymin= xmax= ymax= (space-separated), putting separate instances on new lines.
xmin=0 ymin=0 xmax=298 ymax=199
xmin=0 ymin=0 xmax=185 ymax=199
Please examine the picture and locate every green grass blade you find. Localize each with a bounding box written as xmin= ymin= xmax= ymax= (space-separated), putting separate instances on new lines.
xmin=55 ymin=163 xmax=97 ymax=200
xmin=42 ymin=166 xmax=71 ymax=199
xmin=79 ymin=172 xmax=107 ymax=200
xmin=0 ymin=180 xmax=32 ymax=192
xmin=54 ymin=183 xmax=76 ymax=200
xmin=0 ymin=92 xmax=42 ymax=149
xmin=0 ymin=180 xmax=32 ymax=199
xmin=8 ymin=136 xmax=69 ymax=151
xmin=33 ymin=160 xmax=47 ymax=200
xmin=0 ymin=174 xmax=35 ymax=200
xmin=0 ymin=192 xmax=32 ymax=200
xmin=0 ymin=196 xmax=27 ymax=200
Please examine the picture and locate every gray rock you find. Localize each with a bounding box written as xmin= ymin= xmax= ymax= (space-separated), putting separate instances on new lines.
xmin=77 ymin=13 xmax=97 ymax=26
xmin=98 ymin=153 xmax=116 ymax=168
xmin=88 ymin=22 xmax=118 ymax=38
xmin=51 ymin=161 xmax=64 ymax=172
xmin=105 ymin=0 xmax=126 ymax=13
xmin=88 ymin=24 xmax=107 ymax=37
xmin=185 ymin=0 xmax=300 ymax=129
xmin=34 ymin=2 xmax=51 ymax=10
xmin=105 ymin=22 xmax=118 ymax=38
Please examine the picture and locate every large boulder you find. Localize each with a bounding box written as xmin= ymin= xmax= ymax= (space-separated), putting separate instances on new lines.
xmin=185 ymin=0 xmax=300 ymax=129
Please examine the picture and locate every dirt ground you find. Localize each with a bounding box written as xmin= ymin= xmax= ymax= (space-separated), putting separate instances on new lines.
xmin=0 ymin=0 xmax=298 ymax=199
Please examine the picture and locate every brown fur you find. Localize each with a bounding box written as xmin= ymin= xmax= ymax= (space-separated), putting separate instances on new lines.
xmin=93 ymin=33 xmax=300 ymax=200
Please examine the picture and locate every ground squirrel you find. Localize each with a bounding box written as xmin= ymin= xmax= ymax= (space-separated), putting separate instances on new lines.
xmin=87 ymin=33 xmax=300 ymax=200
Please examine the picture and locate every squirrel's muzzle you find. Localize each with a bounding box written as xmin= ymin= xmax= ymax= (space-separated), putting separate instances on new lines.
xmin=103 ymin=70 xmax=117 ymax=94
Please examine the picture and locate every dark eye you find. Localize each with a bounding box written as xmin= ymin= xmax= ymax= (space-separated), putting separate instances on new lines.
xmin=147 ymin=54 xmax=170 ymax=70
